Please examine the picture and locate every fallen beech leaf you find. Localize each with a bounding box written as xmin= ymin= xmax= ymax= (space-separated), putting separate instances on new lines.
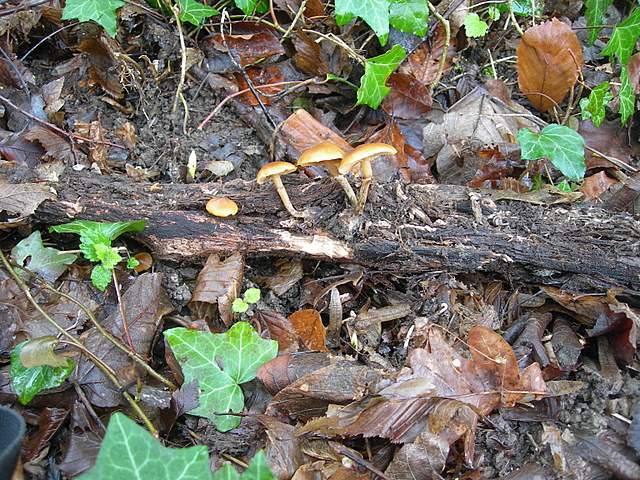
xmin=257 ymin=351 xmax=332 ymax=395
xmin=280 ymin=109 xmax=352 ymax=159
xmin=235 ymin=65 xmax=285 ymax=106
xmin=382 ymin=73 xmax=432 ymax=119
xmin=189 ymin=252 xmax=244 ymax=326
xmin=205 ymin=22 xmax=285 ymax=67
xmin=0 ymin=181 xmax=54 ymax=217
xmin=116 ymin=122 xmax=137 ymax=150
xmin=77 ymin=34 xmax=124 ymax=99
xmin=581 ymin=171 xmax=618 ymax=199
xmin=255 ymin=258 xmax=303 ymax=296
xmin=401 ymin=23 xmax=454 ymax=88
xmin=22 ymin=407 xmax=69 ymax=462
xmin=289 ymin=309 xmax=328 ymax=351
xmin=517 ymin=19 xmax=583 ymax=112
xmin=578 ymin=120 xmax=638 ymax=169
xmin=42 ymin=77 xmax=65 ymax=114
xmin=23 ymin=126 xmax=76 ymax=164
xmin=256 ymin=309 xmax=301 ymax=354
xmin=292 ymin=31 xmax=328 ymax=77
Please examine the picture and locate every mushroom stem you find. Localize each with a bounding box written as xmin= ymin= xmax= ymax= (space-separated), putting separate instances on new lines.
xmin=335 ymin=175 xmax=358 ymax=208
xmin=356 ymin=160 xmax=373 ymax=214
xmin=272 ymin=175 xmax=304 ymax=218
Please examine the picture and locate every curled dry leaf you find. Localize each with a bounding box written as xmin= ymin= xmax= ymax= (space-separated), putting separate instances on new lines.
xmin=42 ymin=77 xmax=65 ymax=114
xmin=189 ymin=252 xmax=244 ymax=326
xmin=204 ymin=22 xmax=285 ymax=68
xmin=292 ymin=31 xmax=329 ymax=77
xmin=289 ymin=309 xmax=328 ymax=351
xmin=517 ymin=18 xmax=583 ymax=112
xmin=581 ymin=171 xmax=618 ymax=200
xmin=116 ymin=122 xmax=137 ymax=150
xmin=235 ymin=65 xmax=285 ymax=106
xmin=382 ymin=73 xmax=432 ymax=119
xmin=400 ymin=23 xmax=454 ymax=89
xmin=255 ymin=258 xmax=303 ymax=296
xmin=257 ymin=351 xmax=332 ymax=395
xmin=24 ymin=126 xmax=76 ymax=164
xmin=78 ymin=34 xmax=124 ymax=99
xmin=256 ymin=309 xmax=301 ymax=354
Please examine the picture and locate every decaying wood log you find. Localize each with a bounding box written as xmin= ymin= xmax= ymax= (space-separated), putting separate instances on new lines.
xmin=34 ymin=170 xmax=640 ymax=302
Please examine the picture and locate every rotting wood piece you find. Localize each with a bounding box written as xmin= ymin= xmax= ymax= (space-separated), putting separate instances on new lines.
xmin=34 ymin=170 xmax=640 ymax=302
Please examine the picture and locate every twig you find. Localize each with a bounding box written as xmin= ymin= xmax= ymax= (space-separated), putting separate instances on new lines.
xmin=508 ymin=0 xmax=524 ymax=36
xmin=0 ymin=45 xmax=31 ymax=97
xmin=268 ymin=0 xmax=280 ymax=30
xmin=0 ymin=250 xmax=158 ymax=436
xmin=427 ymin=2 xmax=451 ymax=93
xmin=302 ymin=29 xmax=366 ymax=64
xmin=112 ymin=270 xmax=135 ymax=351
xmin=170 ymin=4 xmax=189 ymax=133
xmin=281 ymin=0 xmax=308 ymax=40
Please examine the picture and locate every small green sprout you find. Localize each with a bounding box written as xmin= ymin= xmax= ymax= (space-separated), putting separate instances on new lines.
xmin=232 ymin=287 xmax=261 ymax=314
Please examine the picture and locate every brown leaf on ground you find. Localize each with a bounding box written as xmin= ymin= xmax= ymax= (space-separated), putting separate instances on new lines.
xmin=78 ymin=34 xmax=124 ymax=99
xmin=72 ymin=273 xmax=173 ymax=407
xmin=42 ymin=77 xmax=65 ymax=114
xmin=255 ymin=258 xmax=304 ymax=296
xmin=257 ymin=415 xmax=311 ymax=480
xmin=628 ymin=53 xmax=640 ymax=94
xmin=75 ymin=121 xmax=109 ymax=172
xmin=400 ymin=23 xmax=454 ymax=88
xmin=292 ymin=31 xmax=329 ymax=77
xmin=22 ymin=407 xmax=69 ymax=462
xmin=235 ymin=65 xmax=285 ymax=106
xmin=578 ymin=120 xmax=637 ymax=170
xmin=257 ymin=351 xmax=332 ymax=394
xmin=115 ymin=122 xmax=137 ymax=150
xmin=382 ymin=73 xmax=432 ymax=119
xmin=58 ymin=401 xmax=103 ymax=477
xmin=274 ymin=0 xmax=325 ymax=18
xmin=206 ymin=22 xmax=285 ymax=67
xmin=189 ymin=252 xmax=244 ymax=326
xmin=517 ymin=18 xmax=583 ymax=112
xmin=256 ymin=309 xmax=301 ymax=354
xmin=23 ymin=126 xmax=76 ymax=164
xmin=280 ymin=109 xmax=352 ymax=159
xmin=581 ymin=171 xmax=618 ymax=199
xmin=0 ymin=180 xmax=54 ymax=217
xmin=0 ymin=55 xmax=34 ymax=88
xmin=289 ymin=309 xmax=328 ymax=351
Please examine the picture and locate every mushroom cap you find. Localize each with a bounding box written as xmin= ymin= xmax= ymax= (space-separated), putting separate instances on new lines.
xmin=206 ymin=197 xmax=238 ymax=217
xmin=256 ymin=161 xmax=297 ymax=184
xmin=297 ymin=142 xmax=346 ymax=167
xmin=338 ymin=143 xmax=398 ymax=175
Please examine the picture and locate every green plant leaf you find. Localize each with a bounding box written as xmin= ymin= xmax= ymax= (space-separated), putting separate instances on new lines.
xmin=497 ymin=0 xmax=542 ymax=17
xmin=62 ymin=0 xmax=124 ymax=37
xmin=127 ymin=257 xmax=140 ymax=269
xmin=11 ymin=231 xmax=76 ymax=283
xmin=94 ymin=244 xmax=123 ymax=269
xmin=487 ymin=6 xmax=500 ymax=21
xmin=242 ymin=451 xmax=274 ymax=480
xmin=585 ymin=0 xmax=614 ymax=44
xmin=517 ymin=124 xmax=586 ymax=181
xmin=232 ymin=298 xmax=249 ymax=313
xmin=164 ymin=322 xmax=278 ymax=431
xmin=619 ymin=65 xmax=636 ymax=125
xmin=91 ymin=264 xmax=113 ymax=291
xmin=601 ymin=7 xmax=640 ymax=65
xmin=389 ymin=0 xmax=429 ymax=37
xmin=463 ymin=12 xmax=488 ymax=38
xmin=10 ymin=340 xmax=74 ymax=405
xmin=357 ymin=45 xmax=407 ymax=109
xmin=335 ymin=0 xmax=390 ymax=45
xmin=234 ymin=0 xmax=268 ymax=16
xmin=78 ymin=412 xmax=213 ymax=480
xmin=177 ymin=0 xmax=219 ymax=26
xmin=579 ymin=81 xmax=611 ymax=127
xmin=243 ymin=287 xmax=261 ymax=304
xmin=50 ymin=219 xmax=146 ymax=243
xmin=19 ymin=336 xmax=69 ymax=368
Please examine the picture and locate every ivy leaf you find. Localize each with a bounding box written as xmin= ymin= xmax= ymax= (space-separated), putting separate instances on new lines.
xmin=91 ymin=264 xmax=113 ymax=291
xmin=234 ymin=0 xmax=268 ymax=16
xmin=389 ymin=0 xmax=429 ymax=37
xmin=601 ymin=7 xmax=640 ymax=65
xmin=177 ymin=0 xmax=219 ymax=26
xmin=463 ymin=12 xmax=489 ymax=38
xmin=619 ymin=66 xmax=636 ymax=125
xmin=164 ymin=322 xmax=278 ymax=431
xmin=357 ymin=45 xmax=407 ymax=109
xmin=11 ymin=231 xmax=76 ymax=283
xmin=78 ymin=412 xmax=213 ymax=480
xmin=61 ymin=0 xmax=124 ymax=37
xmin=585 ymin=0 xmax=614 ymax=44
xmin=497 ymin=0 xmax=541 ymax=17
xmin=10 ymin=340 xmax=74 ymax=405
xmin=335 ymin=0 xmax=390 ymax=45
xmin=242 ymin=452 xmax=274 ymax=480
xmin=517 ymin=124 xmax=586 ymax=181
xmin=579 ymin=81 xmax=612 ymax=127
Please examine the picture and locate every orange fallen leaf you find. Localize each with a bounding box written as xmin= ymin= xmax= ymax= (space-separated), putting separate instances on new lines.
xmin=289 ymin=309 xmax=328 ymax=351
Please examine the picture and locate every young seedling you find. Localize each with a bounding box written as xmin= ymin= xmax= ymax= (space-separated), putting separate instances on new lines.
xmin=256 ymin=162 xmax=303 ymax=218
xmin=232 ymin=287 xmax=261 ymax=314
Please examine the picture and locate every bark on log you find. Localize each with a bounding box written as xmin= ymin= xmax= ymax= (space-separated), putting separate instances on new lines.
xmin=34 ymin=170 xmax=640 ymax=302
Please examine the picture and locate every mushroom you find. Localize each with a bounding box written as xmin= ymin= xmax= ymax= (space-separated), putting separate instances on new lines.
xmin=338 ymin=143 xmax=397 ymax=214
xmin=206 ymin=197 xmax=238 ymax=217
xmin=256 ymin=161 xmax=303 ymax=218
xmin=297 ymin=142 xmax=358 ymax=208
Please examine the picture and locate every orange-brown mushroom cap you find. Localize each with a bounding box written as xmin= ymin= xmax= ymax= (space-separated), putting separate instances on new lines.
xmin=256 ymin=161 xmax=297 ymax=184
xmin=338 ymin=143 xmax=398 ymax=175
xmin=206 ymin=197 xmax=238 ymax=217
xmin=297 ymin=142 xmax=346 ymax=168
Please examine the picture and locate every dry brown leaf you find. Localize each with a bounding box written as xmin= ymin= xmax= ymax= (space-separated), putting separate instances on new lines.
xmin=189 ymin=252 xmax=244 ymax=326
xmin=382 ymin=73 xmax=432 ymax=119
xmin=116 ymin=122 xmax=137 ymax=150
xmin=517 ymin=18 xmax=583 ymax=112
xmin=0 ymin=180 xmax=54 ymax=217
xmin=255 ymin=258 xmax=304 ymax=296
xmin=78 ymin=34 xmax=124 ymax=99
xmin=23 ymin=126 xmax=76 ymax=164
xmin=289 ymin=309 xmax=328 ymax=351
xmin=235 ymin=65 xmax=284 ymax=106
xmin=292 ymin=31 xmax=329 ymax=77
xmin=205 ymin=22 xmax=285 ymax=67
xmin=256 ymin=309 xmax=301 ymax=354
xmin=628 ymin=52 xmax=640 ymax=94
xmin=400 ymin=23 xmax=454 ymax=88
xmin=42 ymin=77 xmax=65 ymax=114
xmin=280 ymin=109 xmax=352 ymax=159
xmin=581 ymin=171 xmax=618 ymax=199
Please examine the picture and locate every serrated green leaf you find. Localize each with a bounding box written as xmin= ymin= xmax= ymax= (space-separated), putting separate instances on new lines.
xmin=335 ymin=0 xmax=390 ymax=45
xmin=357 ymin=45 xmax=407 ymax=109
xmin=94 ymin=244 xmax=122 ymax=269
xmin=585 ymin=0 xmax=614 ymax=44
xmin=91 ymin=264 xmax=113 ymax=291
xmin=389 ymin=0 xmax=429 ymax=37
xmin=517 ymin=124 xmax=586 ymax=181
xmin=11 ymin=231 xmax=76 ymax=283
xmin=579 ymin=81 xmax=611 ymax=127
xmin=232 ymin=298 xmax=249 ymax=313
xmin=62 ymin=0 xmax=124 ymax=37
xmin=127 ymin=257 xmax=140 ymax=269
xmin=601 ymin=7 xmax=640 ymax=65
xmin=50 ymin=219 xmax=146 ymax=243
xmin=78 ymin=412 xmax=213 ymax=480
xmin=164 ymin=322 xmax=278 ymax=431
xmin=177 ymin=0 xmax=219 ymax=26
xmin=10 ymin=340 xmax=74 ymax=404
xmin=243 ymin=288 xmax=261 ymax=304
xmin=463 ymin=12 xmax=488 ymax=38
xmin=619 ymin=65 xmax=636 ymax=125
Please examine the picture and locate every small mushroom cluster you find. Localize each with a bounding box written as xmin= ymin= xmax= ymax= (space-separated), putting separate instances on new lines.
xmin=256 ymin=141 xmax=397 ymax=217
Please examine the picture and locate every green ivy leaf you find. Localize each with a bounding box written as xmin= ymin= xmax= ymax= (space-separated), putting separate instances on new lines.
xmin=463 ymin=12 xmax=489 ymax=38
xmin=234 ymin=0 xmax=268 ymax=16
xmin=243 ymin=288 xmax=261 ymax=304
xmin=601 ymin=7 xmax=640 ymax=65
xmin=357 ymin=45 xmax=407 ymax=109
xmin=579 ymin=81 xmax=612 ymax=127
xmin=242 ymin=451 xmax=274 ymax=480
xmin=11 ymin=231 xmax=76 ymax=283
xmin=177 ymin=0 xmax=219 ymax=26
xmin=585 ymin=0 xmax=614 ymax=44
xmin=10 ymin=340 xmax=74 ymax=405
xmin=619 ymin=65 xmax=636 ymax=125
xmin=517 ymin=124 xmax=586 ymax=181
xmin=78 ymin=412 xmax=213 ymax=480
xmin=62 ymin=0 xmax=124 ymax=37
xmin=335 ymin=0 xmax=390 ymax=45
xmin=164 ymin=322 xmax=278 ymax=431
xmin=91 ymin=264 xmax=113 ymax=291
xmin=497 ymin=0 xmax=541 ymax=17
xmin=389 ymin=0 xmax=429 ymax=37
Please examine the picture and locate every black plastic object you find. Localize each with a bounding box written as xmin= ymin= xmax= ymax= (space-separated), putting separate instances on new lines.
xmin=0 ymin=406 xmax=25 ymax=480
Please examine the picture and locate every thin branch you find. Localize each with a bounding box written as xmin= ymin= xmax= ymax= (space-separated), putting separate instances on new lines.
xmin=427 ymin=2 xmax=451 ymax=93
xmin=281 ymin=0 xmax=308 ymax=40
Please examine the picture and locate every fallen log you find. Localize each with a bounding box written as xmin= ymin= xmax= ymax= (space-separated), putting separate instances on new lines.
xmin=34 ymin=170 xmax=640 ymax=302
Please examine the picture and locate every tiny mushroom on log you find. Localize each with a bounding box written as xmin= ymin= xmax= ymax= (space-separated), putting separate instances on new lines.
xmin=297 ymin=142 xmax=358 ymax=208
xmin=256 ymin=161 xmax=303 ymax=218
xmin=338 ymin=143 xmax=398 ymax=213
xmin=206 ymin=197 xmax=238 ymax=217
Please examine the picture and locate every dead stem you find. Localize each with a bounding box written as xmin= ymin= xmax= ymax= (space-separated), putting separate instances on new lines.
xmin=427 ymin=2 xmax=451 ymax=93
